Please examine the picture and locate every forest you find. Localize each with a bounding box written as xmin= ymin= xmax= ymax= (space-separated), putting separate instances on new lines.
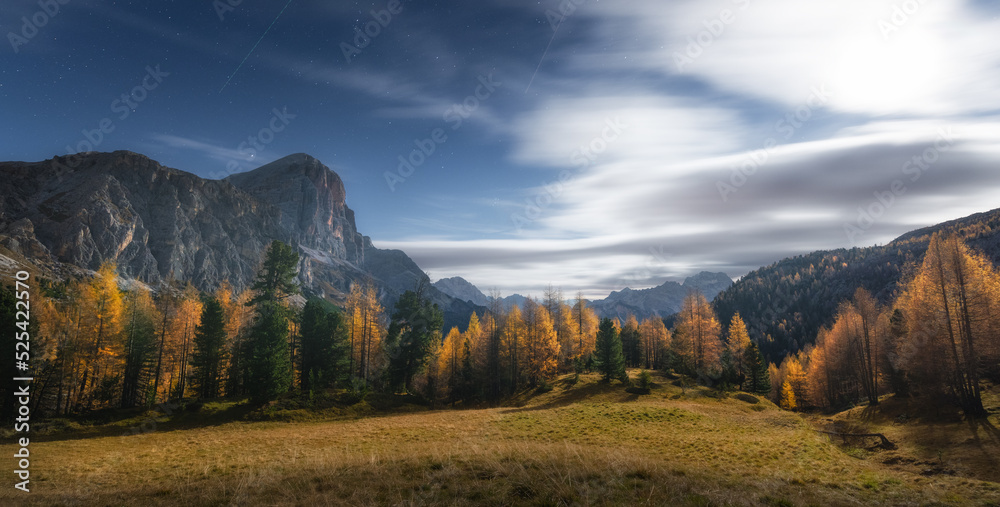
xmin=2 ymin=232 xmax=999 ymax=421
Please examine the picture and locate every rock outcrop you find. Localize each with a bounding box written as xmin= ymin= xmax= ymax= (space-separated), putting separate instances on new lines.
xmin=0 ymin=151 xmax=479 ymax=329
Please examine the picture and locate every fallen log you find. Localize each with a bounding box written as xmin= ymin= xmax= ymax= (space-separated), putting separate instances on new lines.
xmin=815 ymin=430 xmax=896 ymax=449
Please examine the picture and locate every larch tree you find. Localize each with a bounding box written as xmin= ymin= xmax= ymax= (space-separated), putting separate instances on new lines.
xmin=502 ymin=303 xmax=525 ymax=391
xmin=484 ymin=292 xmax=505 ymax=400
xmin=676 ymin=291 xmax=723 ymax=377
xmin=726 ymin=313 xmax=752 ymax=390
xmin=521 ymin=298 xmax=560 ymax=386
xmin=439 ymin=326 xmax=463 ymax=401
xmin=347 ymin=281 xmax=385 ymax=387
xmin=172 ymin=284 xmax=203 ymax=400
xmin=77 ymin=262 xmax=124 ymax=410
xmin=571 ymin=293 xmax=599 ymax=364
xmin=897 ymin=234 xmax=998 ymax=417
xmin=780 ymin=379 xmax=797 ymax=410
xmin=639 ymin=317 xmax=670 ymax=370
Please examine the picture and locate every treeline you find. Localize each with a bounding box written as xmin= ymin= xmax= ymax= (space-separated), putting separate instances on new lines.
xmin=0 ymin=239 xmax=772 ymax=419
xmin=7 ymin=233 xmax=993 ymax=420
xmin=770 ymin=234 xmax=1000 ymax=417
xmin=714 ymin=208 xmax=1000 ymax=362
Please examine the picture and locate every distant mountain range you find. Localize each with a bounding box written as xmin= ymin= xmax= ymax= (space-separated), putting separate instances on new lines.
xmin=433 ymin=271 xmax=734 ymax=322
xmin=0 ymin=151 xmax=480 ymax=330
xmin=714 ymin=207 xmax=1000 ymax=361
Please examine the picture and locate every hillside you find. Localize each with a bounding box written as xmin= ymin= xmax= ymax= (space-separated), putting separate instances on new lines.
xmin=714 ymin=207 xmax=1000 ymax=360
xmin=7 ymin=371 xmax=999 ymax=505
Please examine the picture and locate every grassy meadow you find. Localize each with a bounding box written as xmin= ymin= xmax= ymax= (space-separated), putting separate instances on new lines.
xmin=4 ymin=371 xmax=1000 ymax=506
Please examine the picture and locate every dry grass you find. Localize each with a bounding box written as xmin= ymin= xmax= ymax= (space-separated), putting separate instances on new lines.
xmin=4 ymin=371 xmax=1000 ymax=506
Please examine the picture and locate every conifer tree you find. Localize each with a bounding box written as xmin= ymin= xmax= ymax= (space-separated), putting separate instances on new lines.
xmin=594 ymin=317 xmax=626 ymax=382
xmin=246 ymin=240 xmax=299 ymax=403
xmin=745 ymin=341 xmax=770 ymax=395
xmin=190 ymin=297 xmax=227 ymax=399
xmin=384 ymin=288 xmax=444 ymax=393
xmin=298 ymin=299 xmax=349 ymax=393
xmin=780 ymin=379 xmax=797 ymax=410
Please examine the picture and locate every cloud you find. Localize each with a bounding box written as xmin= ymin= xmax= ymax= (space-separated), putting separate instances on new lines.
xmin=388 ymin=115 xmax=1000 ymax=299
xmin=572 ymin=0 xmax=1000 ymax=116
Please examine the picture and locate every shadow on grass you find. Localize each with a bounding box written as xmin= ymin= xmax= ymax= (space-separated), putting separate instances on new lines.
xmin=27 ymin=392 xmax=434 ymax=444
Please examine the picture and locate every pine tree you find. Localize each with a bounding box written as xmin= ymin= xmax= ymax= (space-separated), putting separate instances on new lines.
xmin=120 ymin=288 xmax=159 ymax=408
xmin=246 ymin=241 xmax=299 ymax=403
xmin=620 ymin=314 xmax=641 ymax=368
xmin=298 ymin=299 xmax=349 ymax=393
xmin=249 ymin=240 xmax=299 ymax=304
xmin=745 ymin=341 xmax=770 ymax=395
xmin=190 ymin=297 xmax=227 ymax=399
xmin=594 ymin=317 xmax=626 ymax=382
xmin=247 ymin=302 xmax=293 ymax=403
xmin=384 ymin=288 xmax=444 ymax=393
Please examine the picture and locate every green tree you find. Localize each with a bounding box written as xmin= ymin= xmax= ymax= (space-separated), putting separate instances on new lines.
xmin=620 ymin=315 xmax=642 ymax=368
xmin=120 ymin=289 xmax=158 ymax=408
xmin=246 ymin=241 xmax=299 ymax=403
xmin=744 ymin=341 xmax=770 ymax=395
xmin=299 ymin=299 xmax=350 ymax=392
xmin=250 ymin=240 xmax=299 ymax=304
xmin=384 ymin=288 xmax=444 ymax=393
xmin=247 ymin=302 xmax=293 ymax=403
xmin=190 ymin=297 xmax=228 ymax=399
xmin=594 ymin=317 xmax=626 ymax=382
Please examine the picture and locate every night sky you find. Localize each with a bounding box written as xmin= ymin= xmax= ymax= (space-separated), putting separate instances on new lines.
xmin=3 ymin=0 xmax=1000 ymax=299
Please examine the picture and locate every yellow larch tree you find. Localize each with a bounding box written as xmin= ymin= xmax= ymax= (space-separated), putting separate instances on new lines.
xmin=521 ymin=298 xmax=560 ymax=385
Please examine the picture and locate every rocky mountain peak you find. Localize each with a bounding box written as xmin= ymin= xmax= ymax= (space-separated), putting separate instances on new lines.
xmin=226 ymin=154 xmax=361 ymax=262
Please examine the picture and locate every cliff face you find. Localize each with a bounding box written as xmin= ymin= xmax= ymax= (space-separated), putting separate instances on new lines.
xmin=0 ymin=151 xmax=479 ymax=329
xmin=0 ymin=151 xmax=284 ymax=289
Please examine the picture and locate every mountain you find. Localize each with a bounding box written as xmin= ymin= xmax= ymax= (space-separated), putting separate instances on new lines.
xmin=0 ymin=151 xmax=479 ymax=330
xmin=714 ymin=207 xmax=1000 ymax=361
xmin=433 ymin=276 xmax=490 ymax=306
xmin=434 ymin=272 xmax=733 ymax=322
xmin=588 ymin=271 xmax=734 ymax=322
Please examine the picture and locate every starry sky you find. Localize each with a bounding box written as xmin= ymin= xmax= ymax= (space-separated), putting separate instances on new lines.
xmin=3 ymin=0 xmax=1000 ymax=299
